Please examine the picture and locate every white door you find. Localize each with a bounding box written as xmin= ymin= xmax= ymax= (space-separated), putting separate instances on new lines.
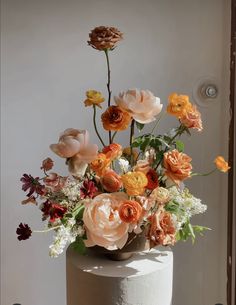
xmin=1 ymin=1 xmax=230 ymax=305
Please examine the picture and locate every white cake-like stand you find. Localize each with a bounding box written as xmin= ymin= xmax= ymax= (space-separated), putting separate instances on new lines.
xmin=66 ymin=246 xmax=173 ymax=305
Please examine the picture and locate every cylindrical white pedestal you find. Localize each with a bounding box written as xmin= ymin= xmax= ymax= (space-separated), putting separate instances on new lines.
xmin=66 ymin=246 xmax=173 ymax=305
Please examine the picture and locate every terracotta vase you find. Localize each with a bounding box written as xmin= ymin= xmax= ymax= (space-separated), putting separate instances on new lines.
xmin=88 ymin=232 xmax=150 ymax=261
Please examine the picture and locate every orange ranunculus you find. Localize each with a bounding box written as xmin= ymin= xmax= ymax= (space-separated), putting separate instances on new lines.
xmin=90 ymin=153 xmax=111 ymax=176
xmin=121 ymin=171 xmax=148 ymax=196
xmin=102 ymin=143 xmax=122 ymax=160
xmin=146 ymin=169 xmax=159 ymax=190
xmin=100 ymin=170 xmax=123 ymax=192
xmin=163 ymin=149 xmax=192 ymax=185
xmin=101 ymin=106 xmax=132 ymax=131
xmin=148 ymin=207 xmax=176 ymax=247
xmin=119 ymin=200 xmax=143 ymax=223
xmin=84 ymin=90 xmax=105 ymax=108
xmin=180 ymin=104 xmax=203 ymax=131
xmin=133 ymin=160 xmax=150 ymax=174
xmin=214 ymin=156 xmax=230 ymax=173
xmin=122 ymin=147 xmax=138 ymax=162
xmin=167 ymin=93 xmax=191 ymax=118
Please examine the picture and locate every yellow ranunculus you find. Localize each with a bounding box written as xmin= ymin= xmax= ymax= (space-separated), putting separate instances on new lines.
xmin=214 ymin=156 xmax=230 ymax=173
xmin=167 ymin=93 xmax=191 ymax=118
xmin=84 ymin=90 xmax=105 ymax=108
xmin=121 ymin=171 xmax=148 ymax=196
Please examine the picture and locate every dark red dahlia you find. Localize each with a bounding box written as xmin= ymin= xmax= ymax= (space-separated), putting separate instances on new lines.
xmin=16 ymin=223 xmax=32 ymax=241
xmin=146 ymin=169 xmax=159 ymax=190
xmin=41 ymin=200 xmax=67 ymax=223
xmin=20 ymin=174 xmax=45 ymax=197
xmin=80 ymin=180 xmax=98 ymax=199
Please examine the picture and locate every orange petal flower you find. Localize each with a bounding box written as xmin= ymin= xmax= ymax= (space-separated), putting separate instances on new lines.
xmin=167 ymin=93 xmax=192 ymax=118
xmin=90 ymin=153 xmax=111 ymax=176
xmin=100 ymin=170 xmax=122 ymax=192
xmin=121 ymin=171 xmax=148 ymax=196
xmin=119 ymin=200 xmax=143 ymax=223
xmin=102 ymin=143 xmax=122 ymax=160
xmin=180 ymin=104 xmax=203 ymax=131
xmin=163 ymin=149 xmax=192 ymax=185
xmin=214 ymin=156 xmax=230 ymax=173
xmin=84 ymin=90 xmax=105 ymax=108
xmin=101 ymin=106 xmax=132 ymax=131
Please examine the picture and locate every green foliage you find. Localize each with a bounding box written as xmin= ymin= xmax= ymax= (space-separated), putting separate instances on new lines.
xmin=135 ymin=121 xmax=145 ymax=132
xmin=71 ymin=236 xmax=87 ymax=255
xmin=176 ymin=221 xmax=210 ymax=243
xmin=165 ymin=200 xmax=180 ymax=214
xmin=175 ymin=140 xmax=185 ymax=152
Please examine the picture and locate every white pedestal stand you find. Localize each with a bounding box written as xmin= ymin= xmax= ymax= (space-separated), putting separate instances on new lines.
xmin=66 ymin=246 xmax=173 ymax=305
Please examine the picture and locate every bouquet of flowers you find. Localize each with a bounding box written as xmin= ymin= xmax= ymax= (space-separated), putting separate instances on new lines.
xmin=16 ymin=26 xmax=230 ymax=258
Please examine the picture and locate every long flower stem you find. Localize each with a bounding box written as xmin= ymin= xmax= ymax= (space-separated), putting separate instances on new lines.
xmin=191 ymin=168 xmax=217 ymax=177
xmin=93 ymin=105 xmax=105 ymax=147
xmin=104 ymin=49 xmax=112 ymax=144
xmin=111 ymin=131 xmax=117 ymax=143
xmin=130 ymin=119 xmax=135 ymax=166
xmin=34 ymin=225 xmax=62 ymax=233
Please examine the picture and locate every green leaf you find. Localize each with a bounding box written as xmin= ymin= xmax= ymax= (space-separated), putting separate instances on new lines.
xmin=135 ymin=121 xmax=145 ymax=131
xmin=75 ymin=206 xmax=85 ymax=220
xmin=175 ymin=140 xmax=185 ymax=152
xmin=165 ymin=200 xmax=180 ymax=213
xmin=71 ymin=237 xmax=87 ymax=255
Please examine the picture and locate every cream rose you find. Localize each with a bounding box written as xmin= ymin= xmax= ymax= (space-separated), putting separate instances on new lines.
xmin=83 ymin=192 xmax=129 ymax=250
xmin=115 ymin=88 xmax=163 ymax=124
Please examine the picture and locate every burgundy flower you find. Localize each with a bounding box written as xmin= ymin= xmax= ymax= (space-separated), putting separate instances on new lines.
xmin=20 ymin=174 xmax=45 ymax=197
xmin=41 ymin=200 xmax=67 ymax=223
xmin=41 ymin=158 xmax=54 ymax=171
xmin=80 ymin=180 xmax=98 ymax=199
xmin=16 ymin=223 xmax=32 ymax=241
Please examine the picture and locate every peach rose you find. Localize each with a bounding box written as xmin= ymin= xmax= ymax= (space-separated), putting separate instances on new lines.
xmin=214 ymin=156 xmax=230 ymax=172
xmin=102 ymin=143 xmax=122 ymax=160
xmin=133 ymin=160 xmax=150 ymax=174
xmin=101 ymin=106 xmax=132 ymax=131
xmin=119 ymin=200 xmax=143 ymax=223
xmin=90 ymin=153 xmax=111 ymax=177
xmin=115 ymin=89 xmax=163 ymax=124
xmin=100 ymin=170 xmax=122 ymax=192
xmin=150 ymin=187 xmax=170 ymax=204
xmin=50 ymin=129 xmax=98 ymax=176
xmin=148 ymin=207 xmax=176 ymax=247
xmin=167 ymin=93 xmax=191 ymax=118
xmin=180 ymin=104 xmax=203 ymax=131
xmin=163 ymin=149 xmax=192 ymax=185
xmin=83 ymin=192 xmax=129 ymax=250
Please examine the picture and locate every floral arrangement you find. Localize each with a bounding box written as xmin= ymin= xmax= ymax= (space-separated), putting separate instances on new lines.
xmin=16 ymin=26 xmax=230 ymax=257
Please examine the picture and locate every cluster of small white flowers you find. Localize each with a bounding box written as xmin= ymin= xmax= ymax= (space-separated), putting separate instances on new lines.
xmin=62 ymin=180 xmax=81 ymax=201
xmin=168 ymin=186 xmax=207 ymax=228
xmin=49 ymin=219 xmax=84 ymax=257
xmin=117 ymin=158 xmax=130 ymax=173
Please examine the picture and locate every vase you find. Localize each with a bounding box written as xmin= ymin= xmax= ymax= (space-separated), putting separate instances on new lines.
xmin=88 ymin=231 xmax=150 ymax=261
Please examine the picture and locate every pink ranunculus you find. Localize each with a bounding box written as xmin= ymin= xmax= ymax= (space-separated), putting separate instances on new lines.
xmin=115 ymin=89 xmax=163 ymax=124
xmin=83 ymin=192 xmax=129 ymax=250
xmin=50 ymin=129 xmax=98 ymax=177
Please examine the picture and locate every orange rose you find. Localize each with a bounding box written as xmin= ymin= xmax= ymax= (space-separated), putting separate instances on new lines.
xmin=214 ymin=156 xmax=230 ymax=172
xmin=101 ymin=106 xmax=132 ymax=131
xmin=146 ymin=169 xmax=159 ymax=190
xmin=180 ymin=104 xmax=203 ymax=131
xmin=167 ymin=93 xmax=191 ymax=118
xmin=121 ymin=171 xmax=148 ymax=196
xmin=163 ymin=149 xmax=192 ymax=185
xmin=102 ymin=143 xmax=122 ymax=160
xmin=90 ymin=153 xmax=111 ymax=176
xmin=133 ymin=160 xmax=150 ymax=174
xmin=148 ymin=207 xmax=176 ymax=246
xmin=100 ymin=170 xmax=122 ymax=192
xmin=119 ymin=200 xmax=143 ymax=223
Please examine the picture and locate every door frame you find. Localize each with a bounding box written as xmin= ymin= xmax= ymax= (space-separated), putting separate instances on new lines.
xmin=227 ymin=1 xmax=236 ymax=305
